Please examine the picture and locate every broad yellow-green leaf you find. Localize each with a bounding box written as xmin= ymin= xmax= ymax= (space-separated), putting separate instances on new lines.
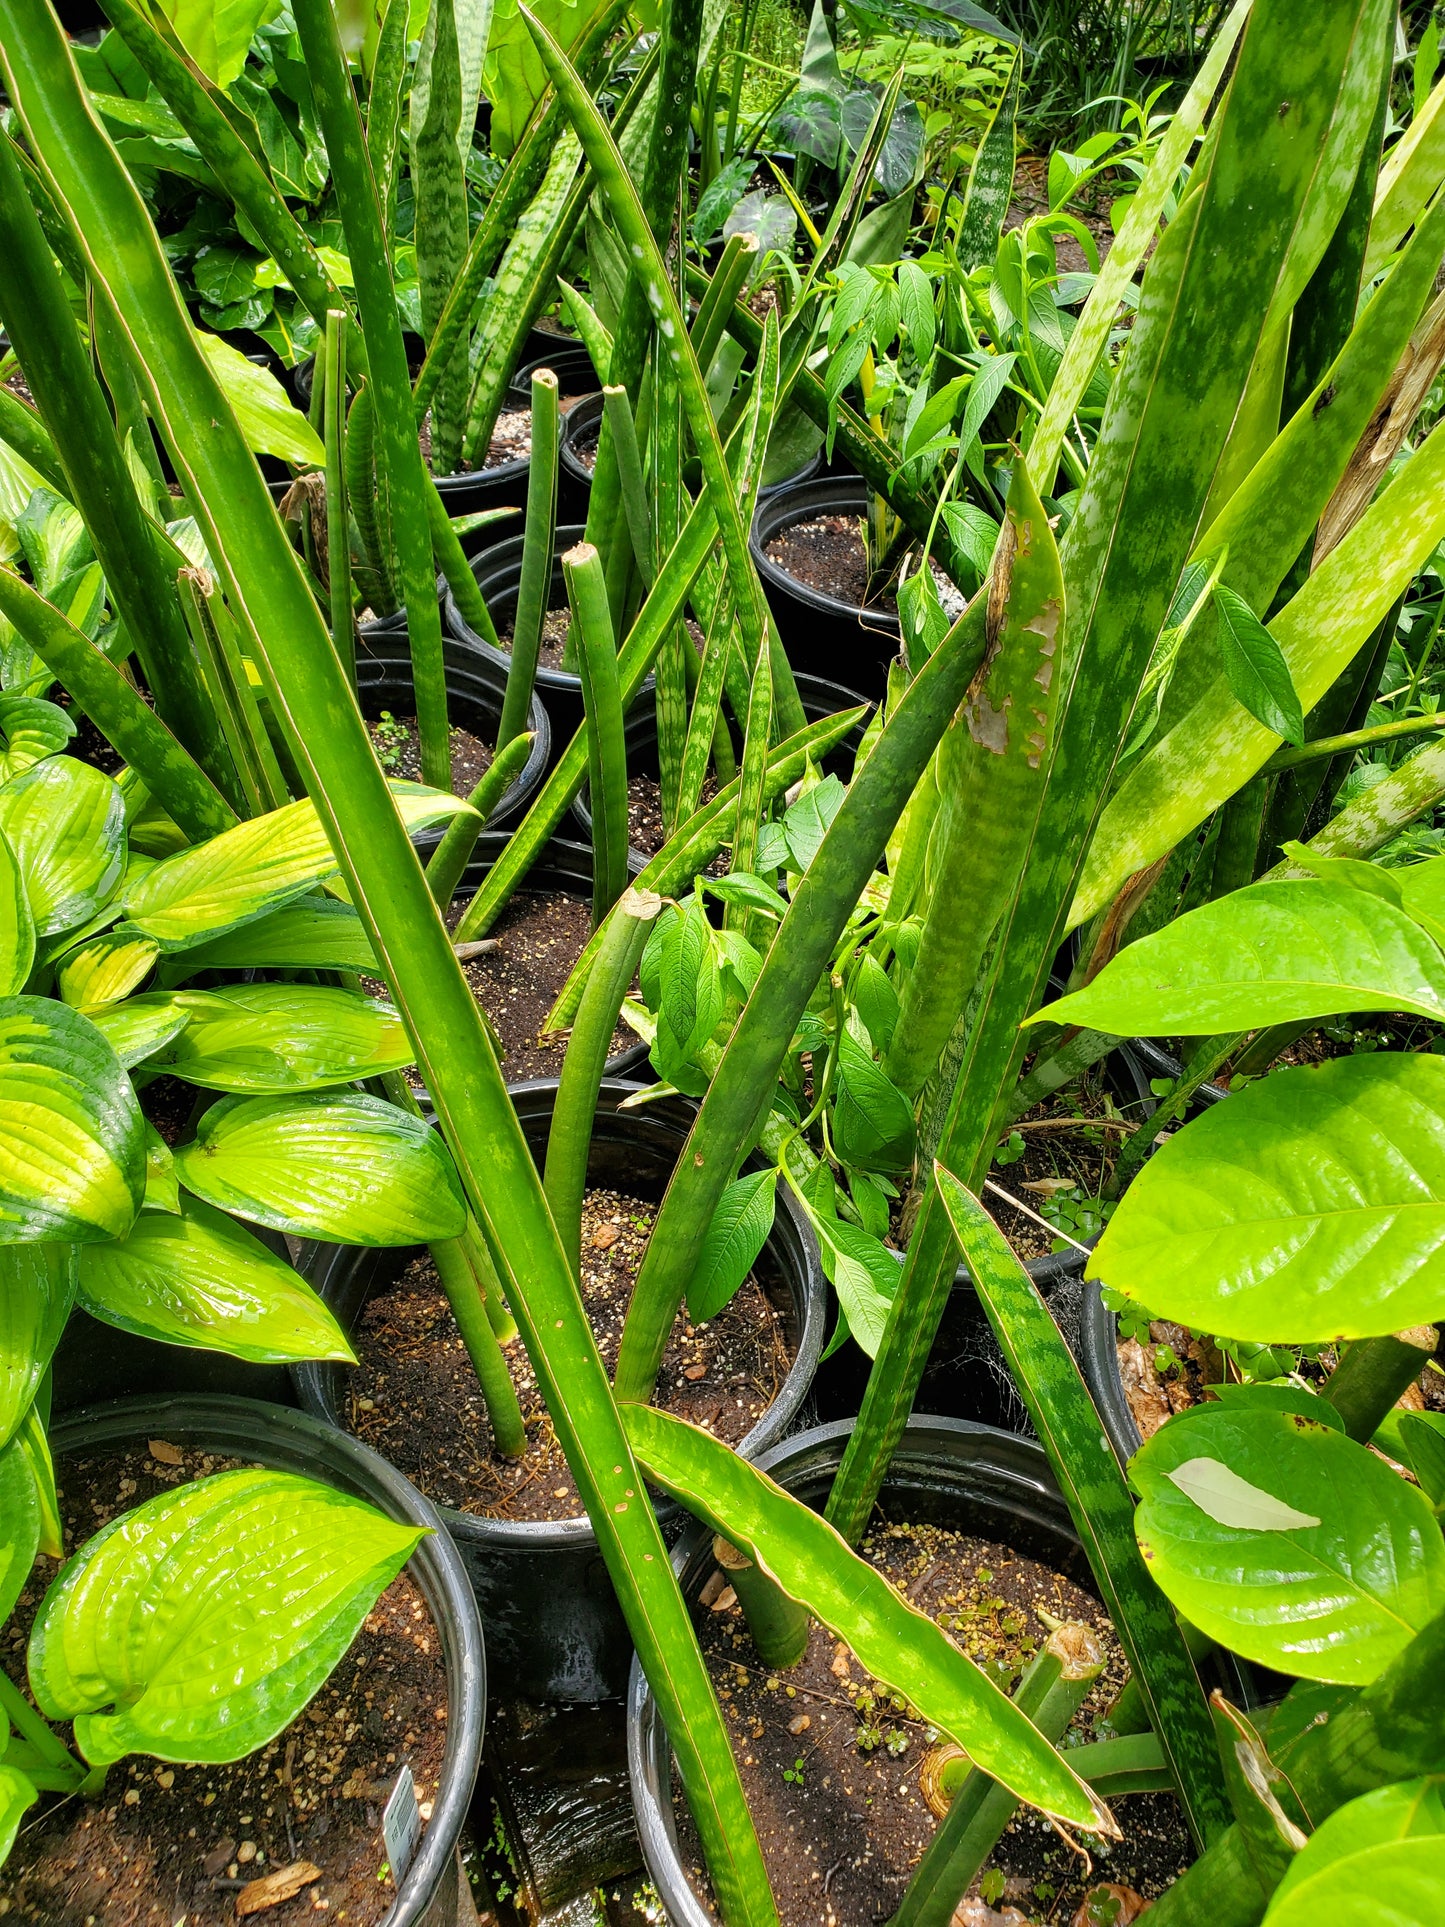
xmin=0 ymin=1428 xmax=40 ymax=1625
xmin=1263 ymin=1779 xmax=1445 ymax=1927
xmin=0 ymin=1764 xmax=38 ymax=1864
xmin=0 ymin=693 xmax=73 ymax=781
xmin=79 ymin=1194 xmax=354 ymax=1364
xmin=1035 ymin=880 xmax=1445 ymax=1036
xmin=0 ymin=996 xmax=144 ymax=1242
xmin=1088 ymin=1053 xmax=1445 ymax=1342
xmin=174 ymin=1091 xmax=466 ymax=1242
xmin=55 ymin=926 xmax=160 ymax=1007
xmin=1132 ymin=1407 xmax=1445 ymax=1684
xmin=197 ymin=333 xmax=325 ymax=467
xmin=0 ymin=828 xmax=33 ymax=997
xmin=150 ymin=0 xmax=281 ymax=86
xmin=155 ymin=897 xmax=379 ymax=985
xmin=143 ymin=1123 xmax=180 ymax=1213
xmin=123 ymin=783 xmax=474 ymax=951
xmin=0 ymin=1245 xmax=75 ymax=1451
xmin=84 ymin=993 xmax=194 ymax=1071
xmin=0 ymin=756 xmax=126 ymax=938
xmin=153 ymin=983 xmax=414 ymax=1092
xmin=28 ymin=1468 xmax=425 ymax=1766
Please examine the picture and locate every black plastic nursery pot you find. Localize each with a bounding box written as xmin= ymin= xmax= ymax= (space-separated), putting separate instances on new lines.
xmin=444 ymin=523 xmax=655 ymax=752
xmin=293 ymin=1080 xmax=826 ymax=1703
xmin=1077 ymin=1277 xmax=1148 ymax=1468
xmin=354 ymin=624 xmax=551 ymax=834
xmin=44 ymin=1395 xmax=485 ymax=1927
xmin=751 ymin=475 xmax=903 ymax=699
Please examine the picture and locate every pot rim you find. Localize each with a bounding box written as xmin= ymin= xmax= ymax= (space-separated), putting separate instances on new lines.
xmin=47 ymin=1393 xmax=485 ymax=1927
xmin=749 ymin=474 xmax=902 ymax=640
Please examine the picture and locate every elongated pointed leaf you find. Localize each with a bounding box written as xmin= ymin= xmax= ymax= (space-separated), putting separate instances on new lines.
xmin=621 ymin=1403 xmax=1112 ymax=1834
xmin=1214 ymin=583 xmax=1305 ymax=746
xmin=1132 ymin=1406 xmax=1445 ymax=1684
xmin=1088 ymin=1053 xmax=1445 ymax=1342
xmin=832 ymin=1026 xmax=915 ymax=1171
xmin=154 ymin=897 xmax=378 ymax=984
xmin=1036 ymin=880 xmax=1445 ymax=1037
xmin=29 ymin=1468 xmax=424 ymax=1765
xmin=79 ymin=1193 xmax=354 ymax=1363
xmin=687 ymin=1169 xmax=776 ymax=1321
xmin=0 ymin=995 xmax=144 ymax=1242
xmin=154 ymin=984 xmax=414 ymax=1093
xmin=0 ymin=1245 xmax=75 ymax=1450
xmin=123 ymin=785 xmax=474 ymax=951
xmin=174 ymin=1091 xmax=466 ymax=1243
xmin=0 ymin=756 xmax=126 ymax=938
xmin=0 ymin=828 xmax=33 ymax=997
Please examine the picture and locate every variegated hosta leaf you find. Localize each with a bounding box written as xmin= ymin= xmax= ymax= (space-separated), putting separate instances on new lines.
xmin=152 ymin=984 xmax=415 ymax=1092
xmin=28 ymin=1469 xmax=425 ymax=1766
xmin=0 ymin=1245 xmax=75 ymax=1449
xmin=83 ymin=993 xmax=193 ymax=1072
xmin=0 ymin=829 xmax=33 ymax=998
xmin=55 ymin=927 xmax=160 ymax=1007
xmin=155 ymin=898 xmax=379 ymax=985
xmin=0 ymin=693 xmax=74 ymax=782
xmin=117 ymin=770 xmax=189 ymax=859
xmin=78 ymin=1194 xmax=354 ymax=1364
xmin=0 ymin=756 xmax=126 ymax=938
xmin=143 ymin=1124 xmax=180 ymax=1213
xmin=0 ymin=1764 xmax=39 ymax=1866
xmin=122 ymin=783 xmax=476 ymax=951
xmin=174 ymin=1091 xmax=466 ymax=1243
xmin=1132 ymin=1406 xmax=1445 ymax=1685
xmin=0 ymin=1431 xmax=40 ymax=1623
xmin=1088 ymin=1054 xmax=1445 ymax=1342
xmin=0 ymin=996 xmax=144 ymax=1242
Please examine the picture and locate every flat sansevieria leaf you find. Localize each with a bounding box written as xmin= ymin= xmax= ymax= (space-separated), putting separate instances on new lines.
xmin=1088 ymin=1055 xmax=1445 ymax=1341
xmin=79 ymin=1195 xmax=354 ymax=1364
xmin=0 ymin=996 xmax=144 ymax=1242
xmin=122 ymin=784 xmax=474 ymax=951
xmin=1034 ymin=881 xmax=1445 ymax=1037
xmin=0 ymin=1245 xmax=75 ymax=1450
xmin=0 ymin=829 xmax=33 ymax=997
xmin=28 ymin=1468 xmax=424 ymax=1766
xmin=0 ymin=757 xmax=126 ymax=938
xmin=54 ymin=927 xmax=160 ymax=1008
xmin=196 ymin=333 xmax=325 ymax=468
xmin=152 ymin=984 xmax=415 ymax=1092
xmin=1260 ymin=1779 xmax=1445 ymax=1927
xmin=84 ymin=993 xmax=194 ymax=1071
xmin=155 ymin=898 xmax=379 ymax=985
xmin=0 ymin=693 xmax=73 ymax=781
xmin=174 ymin=1092 xmax=466 ymax=1243
xmin=1131 ymin=1406 xmax=1445 ymax=1684
xmin=622 ymin=1404 xmax=1111 ymax=1834
xmin=687 ymin=1169 xmax=777 ymax=1321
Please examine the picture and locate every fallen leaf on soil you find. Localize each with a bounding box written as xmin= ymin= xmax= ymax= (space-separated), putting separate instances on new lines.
xmin=1073 ymin=1883 xmax=1150 ymax=1925
xmin=1021 ymin=1177 xmax=1078 ymax=1196
xmin=235 ymin=1861 xmax=322 ymax=1915
xmin=710 ymin=1585 xmax=737 ymax=1612
xmin=148 ymin=1438 xmax=184 ymax=1465
xmin=951 ymin=1900 xmax=1035 ymax=1926
xmin=202 ymin=1837 xmax=237 ymax=1877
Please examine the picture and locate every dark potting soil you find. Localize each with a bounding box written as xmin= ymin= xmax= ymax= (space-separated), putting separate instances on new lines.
xmin=497 ymin=605 xmax=573 ymax=672
xmin=141 ymin=1074 xmax=209 ymax=1149
xmin=367 ymin=710 xmax=495 ymax=791
xmin=573 ymin=425 xmax=600 ymax=474
xmin=977 ymin=1066 xmax=1144 ymax=1264
xmin=671 ymin=1520 xmax=1190 ymax=1926
xmin=346 ymin=1187 xmax=794 ymax=1523
xmin=765 ymin=515 xmax=888 ymax=615
xmin=0 ymin=1442 xmax=447 ymax=1927
xmin=58 ymin=701 xmax=125 ymax=776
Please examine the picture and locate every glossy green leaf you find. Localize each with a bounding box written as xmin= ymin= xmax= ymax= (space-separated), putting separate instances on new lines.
xmin=621 ymin=1403 xmax=1111 ymax=1834
xmin=0 ymin=693 xmax=73 ymax=781
xmin=831 ymin=1026 xmax=915 ymax=1172
xmin=1376 ymin=1410 xmax=1445 ymax=1506
xmin=1089 ymin=1055 xmax=1445 ymax=1342
xmin=84 ymin=993 xmax=193 ymax=1071
xmin=123 ymin=785 xmax=474 ymax=951
xmin=0 ymin=828 xmax=33 ymax=1003
xmin=1132 ymin=1406 xmax=1445 ymax=1684
xmin=687 ymin=1169 xmax=776 ymax=1322
xmin=1263 ymin=1782 xmax=1445 ymax=1925
xmin=55 ymin=927 xmax=160 ymax=1008
xmin=0 ymin=1430 xmax=40 ymax=1625
xmin=0 ymin=756 xmax=126 ymax=938
xmin=174 ymin=1091 xmax=466 ymax=1243
xmin=0 ymin=995 xmax=144 ymax=1242
xmin=0 ymin=1245 xmax=75 ymax=1451
xmin=1214 ymin=583 xmax=1305 ymax=747
xmin=143 ymin=1123 xmax=179 ymax=1214
xmin=79 ymin=1193 xmax=354 ymax=1364
xmin=29 ymin=1468 xmax=424 ymax=1765
xmin=1164 ymin=1457 xmax=1321 ymax=1530
xmin=154 ymin=984 xmax=414 ymax=1093
xmin=196 ymin=332 xmax=324 ymax=467
xmin=154 ymin=897 xmax=379 ymax=984
xmin=1035 ymin=881 xmax=1445 ymax=1037
xmin=812 ymin=1212 xmax=898 ymax=1358
xmin=0 ymin=1764 xmax=38 ymax=1865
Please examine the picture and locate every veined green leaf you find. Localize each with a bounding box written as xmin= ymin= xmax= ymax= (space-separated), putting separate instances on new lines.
xmin=123 ymin=784 xmax=475 ymax=951
xmin=0 ymin=693 xmax=73 ymax=781
xmin=174 ymin=1091 xmax=467 ymax=1243
xmin=0 ymin=1245 xmax=75 ymax=1451
xmin=1089 ymin=1053 xmax=1445 ymax=1342
xmin=831 ymin=1026 xmax=914 ymax=1172
xmin=0 ymin=828 xmax=34 ymax=997
xmin=0 ymin=1432 xmax=40 ymax=1625
xmin=0 ymin=995 xmax=144 ymax=1243
xmin=79 ymin=1194 xmax=354 ymax=1363
xmin=1376 ymin=1410 xmax=1445 ymax=1507
xmin=0 ymin=756 xmax=126 ymax=938
xmin=84 ymin=993 xmax=193 ymax=1071
xmin=1132 ymin=1406 xmax=1445 ymax=1684
xmin=621 ymin=1403 xmax=1111 ymax=1834
xmin=687 ymin=1168 xmax=776 ymax=1322
xmin=154 ymin=897 xmax=379 ymax=984
xmin=1035 ymin=880 xmax=1445 ymax=1036
xmin=196 ymin=332 xmax=325 ymax=468
xmin=0 ymin=1764 xmax=38 ymax=1863
xmin=153 ymin=984 xmax=415 ymax=1093
xmin=143 ymin=1122 xmax=180 ymax=1214
xmin=55 ymin=926 xmax=160 ymax=1008
xmin=1214 ymin=583 xmax=1305 ymax=746
xmin=29 ymin=1468 xmax=424 ymax=1765
xmin=812 ymin=1211 xmax=899 ymax=1358
xmin=1262 ymin=1780 xmax=1445 ymax=1927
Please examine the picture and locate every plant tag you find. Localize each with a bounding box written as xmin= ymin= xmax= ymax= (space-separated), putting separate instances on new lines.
xmin=383 ymin=1764 xmax=421 ymax=1884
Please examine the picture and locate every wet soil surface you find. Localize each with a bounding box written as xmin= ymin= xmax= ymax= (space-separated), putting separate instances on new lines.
xmin=0 ymin=1442 xmax=446 ymax=1927
xmin=347 ymin=1187 xmax=794 ymax=1522
xmin=368 ymin=711 xmax=494 ymax=790
xmin=672 ymin=1518 xmax=1190 ymax=1925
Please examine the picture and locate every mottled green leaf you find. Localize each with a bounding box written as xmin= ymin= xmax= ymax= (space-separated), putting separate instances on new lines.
xmin=0 ymin=756 xmax=126 ymax=938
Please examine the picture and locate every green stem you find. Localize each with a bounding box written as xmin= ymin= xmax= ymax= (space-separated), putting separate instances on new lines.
xmin=712 ymin=1533 xmax=809 ymax=1670
xmin=1264 ymin=709 xmax=1445 ymax=771
xmin=1004 ymin=1027 xmax=1119 ymax=1123
xmin=429 ymin=1235 xmax=527 ymax=1457
xmin=499 ymin=367 xmax=559 ymax=750
xmin=425 ymin=732 xmax=536 ymax=907
xmin=564 ymin=541 xmax=629 ymax=925
xmin=324 ymin=310 xmax=354 ymax=691
xmin=461 ymin=1216 xmax=519 ymax=1345
xmin=425 ymin=478 xmax=503 ymax=646
xmin=1326 ymin=1327 xmax=1439 ymax=1441
xmin=543 ymin=890 xmax=661 ymax=1276
xmin=0 ymin=1669 xmax=82 ymax=1781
